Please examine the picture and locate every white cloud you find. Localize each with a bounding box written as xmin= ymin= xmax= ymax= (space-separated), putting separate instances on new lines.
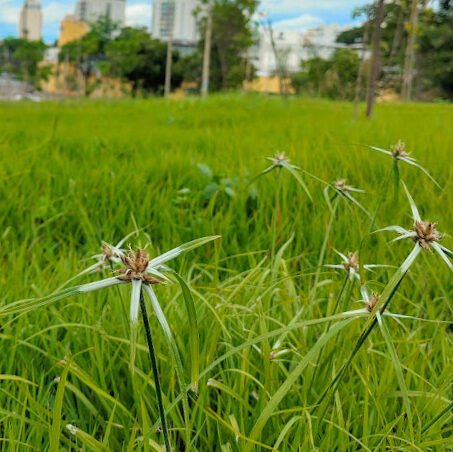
xmin=1 ymin=2 xmax=20 ymax=25
xmin=126 ymin=3 xmax=152 ymax=27
xmin=274 ymin=14 xmax=324 ymax=31
xmin=260 ymin=0 xmax=368 ymax=15
xmin=42 ymin=2 xmax=72 ymax=23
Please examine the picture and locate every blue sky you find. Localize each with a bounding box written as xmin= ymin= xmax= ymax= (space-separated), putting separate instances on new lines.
xmin=0 ymin=0 xmax=369 ymax=43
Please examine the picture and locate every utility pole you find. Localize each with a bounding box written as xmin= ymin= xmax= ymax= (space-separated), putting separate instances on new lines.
xmin=366 ymin=0 xmax=385 ymax=118
xmin=164 ymin=2 xmax=175 ymax=98
xmin=201 ymin=0 xmax=213 ymax=98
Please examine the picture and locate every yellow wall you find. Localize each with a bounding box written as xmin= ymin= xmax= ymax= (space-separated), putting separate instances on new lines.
xmin=243 ymin=76 xmax=295 ymax=95
xmin=58 ymin=18 xmax=89 ymax=48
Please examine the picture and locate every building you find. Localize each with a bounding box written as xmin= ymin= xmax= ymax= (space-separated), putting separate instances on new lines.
xmin=74 ymin=0 xmax=126 ymax=26
xmin=18 ymin=0 xmax=42 ymax=41
xmin=250 ymin=24 xmax=344 ymax=77
xmin=152 ymin=0 xmax=199 ymax=53
xmin=58 ymin=14 xmax=89 ymax=48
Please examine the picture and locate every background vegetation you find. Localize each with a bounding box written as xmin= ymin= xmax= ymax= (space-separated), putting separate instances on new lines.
xmin=0 ymin=96 xmax=452 ymax=450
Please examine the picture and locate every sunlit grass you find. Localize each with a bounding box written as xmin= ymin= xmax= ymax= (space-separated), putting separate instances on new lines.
xmin=0 ymin=95 xmax=452 ymax=450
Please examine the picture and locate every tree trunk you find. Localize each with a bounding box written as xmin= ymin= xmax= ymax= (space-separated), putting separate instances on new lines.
xmin=267 ymin=19 xmax=285 ymax=96
xmin=353 ymin=12 xmax=370 ymax=118
xmin=201 ymin=0 xmax=213 ymax=98
xmin=415 ymin=49 xmax=423 ymax=100
xmin=389 ymin=2 xmax=405 ymax=62
xmin=402 ymin=0 xmax=420 ymax=101
xmin=366 ymin=0 xmax=385 ymax=118
xmin=164 ymin=39 xmax=173 ymax=97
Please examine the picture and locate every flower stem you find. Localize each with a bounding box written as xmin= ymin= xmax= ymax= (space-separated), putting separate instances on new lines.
xmin=139 ymin=289 xmax=171 ymax=451
xmin=307 ymin=273 xmax=349 ymax=395
xmin=270 ymin=167 xmax=283 ymax=264
xmin=369 ymin=165 xmax=393 ymax=232
xmin=393 ymin=159 xmax=400 ymax=205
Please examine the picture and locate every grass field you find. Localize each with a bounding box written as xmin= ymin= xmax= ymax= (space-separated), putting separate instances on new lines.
xmin=0 ymin=96 xmax=452 ymax=451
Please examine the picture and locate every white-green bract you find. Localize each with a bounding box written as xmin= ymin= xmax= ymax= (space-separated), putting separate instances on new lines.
xmin=324 ymin=178 xmax=371 ymax=218
xmin=76 ymin=235 xmax=220 ymax=323
xmin=252 ymin=151 xmax=312 ymax=200
xmin=376 ymin=182 xmax=453 ymax=271
xmin=325 ymin=249 xmax=393 ymax=281
xmin=338 ymin=284 xmax=449 ymax=323
xmin=368 ymin=141 xmax=441 ymax=189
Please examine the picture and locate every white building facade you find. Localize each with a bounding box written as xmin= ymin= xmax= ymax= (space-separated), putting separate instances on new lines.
xmin=18 ymin=0 xmax=42 ymax=41
xmin=74 ymin=0 xmax=126 ymax=26
xmin=251 ymin=24 xmax=344 ymax=77
xmin=151 ymin=0 xmax=199 ymax=45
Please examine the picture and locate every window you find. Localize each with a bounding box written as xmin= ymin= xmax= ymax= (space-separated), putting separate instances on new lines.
xmin=79 ymin=1 xmax=87 ymax=21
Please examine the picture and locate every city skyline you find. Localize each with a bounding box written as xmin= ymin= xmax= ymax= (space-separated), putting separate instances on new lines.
xmin=0 ymin=0 xmax=369 ymax=43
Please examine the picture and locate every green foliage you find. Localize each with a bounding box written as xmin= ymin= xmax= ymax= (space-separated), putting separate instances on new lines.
xmin=0 ymin=37 xmax=48 ymax=88
xmin=292 ymin=49 xmax=360 ymax=100
xmin=59 ymin=16 xmax=118 ymax=96
xmin=337 ymin=1 xmax=453 ymax=100
xmin=419 ymin=3 xmax=453 ymax=97
xmin=194 ymin=0 xmax=258 ymax=91
xmin=106 ymin=27 xmax=183 ymax=96
xmin=0 ymin=96 xmax=452 ymax=450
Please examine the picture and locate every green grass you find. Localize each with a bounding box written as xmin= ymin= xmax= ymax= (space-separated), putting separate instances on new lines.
xmin=0 ymin=95 xmax=452 ymax=451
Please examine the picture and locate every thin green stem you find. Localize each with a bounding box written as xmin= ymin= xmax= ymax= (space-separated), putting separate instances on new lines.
xmin=139 ymin=289 xmax=171 ymax=451
xmin=313 ymin=266 xmax=409 ymax=422
xmin=311 ymin=196 xmax=340 ymax=303
xmin=393 ymin=159 xmax=400 ymax=205
xmin=369 ymin=165 xmax=393 ymax=232
xmin=271 ymin=167 xmax=283 ymax=264
xmin=307 ymin=273 xmax=350 ymax=396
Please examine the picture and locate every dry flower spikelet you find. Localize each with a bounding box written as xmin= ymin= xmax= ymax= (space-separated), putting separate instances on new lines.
xmin=335 ymin=179 xmax=353 ymax=193
xmin=272 ymin=152 xmax=289 ymax=166
xmin=413 ymin=220 xmax=442 ymax=251
xmin=390 ymin=140 xmax=410 ymax=159
xmin=342 ymin=252 xmax=359 ymax=273
xmin=117 ymin=248 xmax=163 ymax=285
xmin=100 ymin=244 xmax=115 ymax=262
xmin=366 ymin=293 xmax=380 ymax=313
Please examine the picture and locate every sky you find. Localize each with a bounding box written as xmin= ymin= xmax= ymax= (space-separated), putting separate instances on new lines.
xmin=0 ymin=0 xmax=370 ymax=43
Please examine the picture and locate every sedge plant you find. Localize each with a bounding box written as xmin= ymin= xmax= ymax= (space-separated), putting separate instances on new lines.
xmin=2 ymin=235 xmax=220 ymax=451
xmin=314 ymin=181 xmax=452 ymax=424
xmin=251 ymin=152 xmax=312 ymax=263
xmin=368 ymin=140 xmax=441 ymax=204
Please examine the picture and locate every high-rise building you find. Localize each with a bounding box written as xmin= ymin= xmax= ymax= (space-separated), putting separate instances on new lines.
xmin=18 ymin=0 xmax=42 ymax=41
xmin=152 ymin=0 xmax=199 ymax=46
xmin=74 ymin=0 xmax=126 ymax=26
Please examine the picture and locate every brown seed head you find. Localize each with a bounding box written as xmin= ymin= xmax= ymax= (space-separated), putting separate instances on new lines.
xmin=366 ymin=293 xmax=380 ymax=313
xmin=116 ymin=248 xmax=163 ymax=285
xmin=342 ymin=252 xmax=359 ymax=273
xmin=335 ymin=179 xmax=353 ymax=193
xmin=390 ymin=140 xmax=410 ymax=159
xmin=413 ymin=220 xmax=442 ymax=251
xmin=100 ymin=244 xmax=114 ymax=262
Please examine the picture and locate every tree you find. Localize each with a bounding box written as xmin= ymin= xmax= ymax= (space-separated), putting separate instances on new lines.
xmin=402 ymin=0 xmax=423 ymax=100
xmin=59 ymin=16 xmax=117 ymax=96
xmin=418 ymin=1 xmax=453 ymax=98
xmin=0 ymin=37 xmax=48 ymax=90
xmin=106 ymin=27 xmax=183 ymax=96
xmin=196 ymin=0 xmax=258 ymax=91
xmin=366 ymin=0 xmax=385 ymax=117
